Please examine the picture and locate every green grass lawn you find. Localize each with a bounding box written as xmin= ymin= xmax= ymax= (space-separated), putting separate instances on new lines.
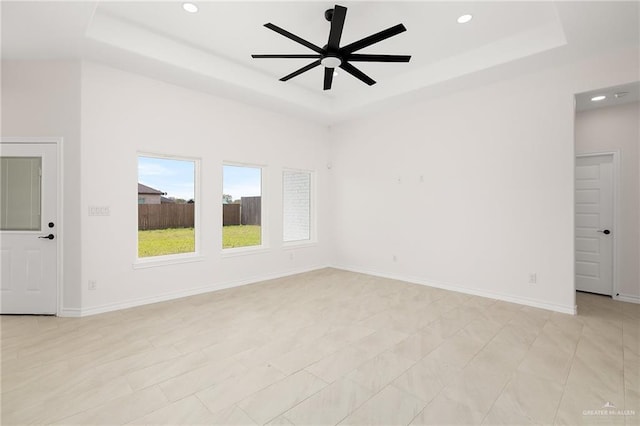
xmin=138 ymin=225 xmax=261 ymax=257
xmin=222 ymin=225 xmax=261 ymax=249
xmin=138 ymin=227 xmax=195 ymax=258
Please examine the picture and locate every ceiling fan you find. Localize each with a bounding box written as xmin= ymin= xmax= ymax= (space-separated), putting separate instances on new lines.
xmin=251 ymin=4 xmax=411 ymax=90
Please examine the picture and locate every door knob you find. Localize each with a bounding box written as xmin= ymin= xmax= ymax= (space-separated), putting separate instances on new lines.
xmin=38 ymin=234 xmax=55 ymax=240
xmin=597 ymin=229 xmax=611 ymax=235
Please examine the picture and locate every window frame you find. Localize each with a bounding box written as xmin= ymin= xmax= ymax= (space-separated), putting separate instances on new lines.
xmin=221 ymin=161 xmax=268 ymax=256
xmin=134 ymin=152 xmax=202 ymax=268
xmin=282 ymin=167 xmax=316 ymax=247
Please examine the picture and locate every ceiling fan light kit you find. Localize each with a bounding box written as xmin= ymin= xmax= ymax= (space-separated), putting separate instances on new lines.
xmin=251 ymin=4 xmax=411 ymax=91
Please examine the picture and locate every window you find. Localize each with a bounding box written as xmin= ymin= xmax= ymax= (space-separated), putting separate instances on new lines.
xmin=137 ymin=155 xmax=196 ymax=258
xmin=222 ymin=164 xmax=262 ymax=249
xmin=283 ymin=170 xmax=311 ymax=242
xmin=1 ymin=157 xmax=41 ymax=231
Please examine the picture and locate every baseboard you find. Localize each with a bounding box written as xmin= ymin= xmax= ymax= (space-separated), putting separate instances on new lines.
xmin=59 ymin=307 xmax=82 ymax=317
xmin=333 ymin=264 xmax=577 ymax=315
xmin=614 ymin=293 xmax=640 ymax=304
xmin=63 ymin=264 xmax=330 ymax=317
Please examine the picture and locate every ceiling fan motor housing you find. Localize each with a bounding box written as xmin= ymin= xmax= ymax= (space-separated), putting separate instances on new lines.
xmin=325 ymin=8 xmax=334 ymax=22
xmin=251 ymin=4 xmax=411 ymax=90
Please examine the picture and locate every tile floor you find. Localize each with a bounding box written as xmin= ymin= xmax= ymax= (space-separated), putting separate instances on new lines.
xmin=1 ymin=268 xmax=638 ymax=425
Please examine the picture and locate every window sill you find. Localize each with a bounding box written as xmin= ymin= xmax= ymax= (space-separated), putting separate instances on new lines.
xmin=221 ymin=246 xmax=270 ymax=258
xmin=133 ymin=254 xmax=204 ymax=269
xmin=283 ymin=240 xmax=317 ymax=249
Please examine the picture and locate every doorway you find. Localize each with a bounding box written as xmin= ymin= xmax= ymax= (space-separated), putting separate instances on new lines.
xmin=575 ymin=153 xmax=616 ymax=296
xmin=0 ymin=141 xmax=59 ymax=314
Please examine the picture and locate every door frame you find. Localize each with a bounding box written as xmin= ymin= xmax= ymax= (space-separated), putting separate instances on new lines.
xmin=575 ymin=150 xmax=620 ymax=299
xmin=1 ymin=137 xmax=63 ymax=315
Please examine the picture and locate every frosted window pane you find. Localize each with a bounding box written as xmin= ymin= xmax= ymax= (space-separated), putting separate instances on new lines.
xmin=0 ymin=157 xmax=42 ymax=231
xmin=283 ymin=171 xmax=310 ymax=242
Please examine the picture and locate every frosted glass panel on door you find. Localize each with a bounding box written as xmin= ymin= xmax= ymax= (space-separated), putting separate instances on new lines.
xmin=0 ymin=157 xmax=42 ymax=231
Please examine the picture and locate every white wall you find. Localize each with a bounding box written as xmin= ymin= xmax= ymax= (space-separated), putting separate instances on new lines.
xmin=79 ymin=62 xmax=331 ymax=314
xmin=575 ymin=101 xmax=640 ymax=301
xmin=1 ymin=60 xmax=83 ymax=311
xmin=329 ymin=47 xmax=639 ymax=314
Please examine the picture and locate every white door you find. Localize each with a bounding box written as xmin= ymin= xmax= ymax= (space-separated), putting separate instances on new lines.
xmin=575 ymin=154 xmax=614 ymax=296
xmin=0 ymin=143 xmax=58 ymax=314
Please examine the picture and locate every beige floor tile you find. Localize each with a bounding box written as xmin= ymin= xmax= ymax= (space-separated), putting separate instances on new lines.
xmin=463 ymin=317 xmax=504 ymax=344
xmin=440 ymin=366 xmax=511 ymax=417
xmin=53 ymin=386 xmax=167 ymax=425
xmin=428 ymin=328 xmax=486 ymax=369
xmin=95 ymin=344 xmax=183 ymax=379
xmin=158 ymin=355 xmax=248 ymax=401
xmin=269 ymin=337 xmax=342 ymax=375
xmin=195 ymin=364 xmax=286 ymax=415
xmin=392 ymin=354 xmax=459 ymax=403
xmin=126 ymin=350 xmax=211 ymax=390
xmin=2 ymin=271 xmax=637 ymax=426
xmin=517 ymin=333 xmax=576 ymax=384
xmin=346 ymin=350 xmax=415 ymax=393
xmin=555 ymin=382 xmax=626 ymax=425
xmin=352 ymin=327 xmax=410 ymax=355
xmin=282 ymin=378 xmax=374 ymax=425
xmin=305 ymin=345 xmax=376 ymax=383
xmin=128 ymin=395 xmax=216 ymax=425
xmin=208 ymin=404 xmax=258 ymax=425
xmin=624 ymin=386 xmax=640 ymax=425
xmin=388 ymin=326 xmax=446 ymax=362
xmin=566 ymin=350 xmax=624 ymax=396
xmin=236 ymin=370 xmax=327 ymax=423
xmin=483 ymin=371 xmax=564 ymax=425
xmin=410 ymin=393 xmax=485 ymax=425
xmin=340 ymin=384 xmax=427 ymax=425
xmin=466 ymin=327 xmax=531 ymax=375
xmin=3 ymin=375 xmax=132 ymax=424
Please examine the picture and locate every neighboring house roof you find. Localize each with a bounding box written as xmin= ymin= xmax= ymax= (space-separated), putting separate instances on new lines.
xmin=161 ymin=196 xmax=176 ymax=204
xmin=138 ymin=183 xmax=164 ymax=195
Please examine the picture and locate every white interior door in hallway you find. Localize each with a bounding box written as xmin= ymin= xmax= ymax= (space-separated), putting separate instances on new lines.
xmin=575 ymin=153 xmax=614 ymax=296
xmin=1 ymin=142 xmax=58 ymax=314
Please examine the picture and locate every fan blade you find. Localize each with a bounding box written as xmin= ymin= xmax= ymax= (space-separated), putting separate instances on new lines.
xmin=264 ymin=23 xmax=324 ymax=54
xmin=339 ymin=62 xmax=376 ymax=86
xmin=340 ymin=24 xmax=407 ymax=54
xmin=327 ymin=5 xmax=347 ymax=51
xmin=280 ymin=60 xmax=322 ymax=81
xmin=323 ymin=67 xmax=334 ymax=90
xmin=346 ymin=54 xmax=411 ymax=62
xmin=252 ymin=54 xmax=322 ymax=59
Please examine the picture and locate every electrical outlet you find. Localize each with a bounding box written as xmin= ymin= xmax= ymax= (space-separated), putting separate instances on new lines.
xmin=88 ymin=280 xmax=97 ymax=290
xmin=392 ymin=255 xmax=398 ymax=262
xmin=289 ymin=252 xmax=294 ymax=261
xmin=528 ymin=273 xmax=537 ymax=284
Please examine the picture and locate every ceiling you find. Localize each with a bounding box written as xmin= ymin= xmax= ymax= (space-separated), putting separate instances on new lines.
xmin=575 ymin=81 xmax=640 ymax=112
xmin=2 ymin=1 xmax=639 ymax=123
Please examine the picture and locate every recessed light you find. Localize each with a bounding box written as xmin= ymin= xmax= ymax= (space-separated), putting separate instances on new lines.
xmin=590 ymin=95 xmax=606 ymax=102
xmin=457 ymin=14 xmax=473 ymax=24
xmin=615 ymin=92 xmax=629 ymax=98
xmin=182 ymin=2 xmax=198 ymax=13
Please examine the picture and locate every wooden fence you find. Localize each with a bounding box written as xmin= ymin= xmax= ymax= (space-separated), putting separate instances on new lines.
xmin=223 ymin=204 xmax=240 ymax=226
xmin=223 ymin=197 xmax=261 ymax=226
xmin=241 ymin=197 xmax=261 ymax=226
xmin=138 ymin=204 xmax=195 ymax=230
